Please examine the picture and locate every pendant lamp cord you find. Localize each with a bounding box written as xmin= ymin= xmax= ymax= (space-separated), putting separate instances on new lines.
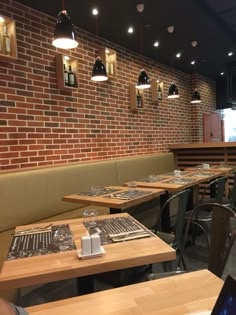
xmin=96 ymin=16 xmax=99 ymax=40
xmin=62 ymin=0 xmax=65 ymax=10
xmin=140 ymin=24 xmax=144 ymax=56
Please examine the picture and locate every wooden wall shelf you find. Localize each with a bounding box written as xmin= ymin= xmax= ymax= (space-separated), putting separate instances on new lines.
xmin=56 ymin=54 xmax=79 ymax=91
xmin=0 ymin=15 xmax=17 ymax=62
xmin=151 ymin=79 xmax=164 ymax=102
xmin=129 ymin=84 xmax=144 ymax=113
xmin=98 ymin=47 xmax=117 ymax=80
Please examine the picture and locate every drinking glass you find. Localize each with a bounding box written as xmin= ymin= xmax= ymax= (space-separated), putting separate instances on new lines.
xmin=148 ymin=174 xmax=157 ymax=182
xmin=174 ymin=169 xmax=181 ymax=177
xmin=53 ymin=226 xmax=73 ymax=251
xmin=83 ymin=209 xmax=98 ymax=228
xmin=127 ymin=181 xmax=137 ymax=187
xmin=90 ymin=185 xmax=102 ymax=196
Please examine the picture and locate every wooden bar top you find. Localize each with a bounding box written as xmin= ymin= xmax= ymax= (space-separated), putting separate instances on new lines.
xmin=169 ymin=141 xmax=236 ymax=149
xmin=26 ymin=269 xmax=223 ymax=315
xmin=0 ymin=213 xmax=175 ymax=290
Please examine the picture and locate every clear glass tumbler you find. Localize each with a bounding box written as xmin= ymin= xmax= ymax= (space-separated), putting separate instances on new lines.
xmin=53 ymin=226 xmax=73 ymax=251
xmin=83 ymin=209 xmax=98 ymax=228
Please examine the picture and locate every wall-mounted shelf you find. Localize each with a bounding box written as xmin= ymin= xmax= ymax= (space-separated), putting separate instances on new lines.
xmin=98 ymin=47 xmax=117 ymax=80
xmin=0 ymin=15 xmax=17 ymax=62
xmin=151 ymin=79 xmax=164 ymax=102
xmin=56 ymin=54 xmax=78 ymax=91
xmin=129 ymin=84 xmax=144 ymax=113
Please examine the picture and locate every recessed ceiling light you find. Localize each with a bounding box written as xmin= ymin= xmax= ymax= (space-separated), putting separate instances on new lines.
xmin=153 ymin=41 xmax=159 ymax=47
xmin=228 ymin=51 xmax=234 ymax=57
xmin=191 ymin=60 xmax=195 ymax=65
xmin=220 ymin=72 xmax=224 ymax=76
xmin=0 ymin=16 xmax=5 ymax=23
xmin=63 ymin=55 xmax=70 ymax=61
xmin=92 ymin=8 xmax=99 ymax=15
xmin=128 ymin=26 xmax=134 ymax=34
xmin=176 ymin=52 xmax=181 ymax=58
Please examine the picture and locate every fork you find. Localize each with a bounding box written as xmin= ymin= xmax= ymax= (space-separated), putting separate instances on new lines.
xmin=14 ymin=223 xmax=53 ymax=235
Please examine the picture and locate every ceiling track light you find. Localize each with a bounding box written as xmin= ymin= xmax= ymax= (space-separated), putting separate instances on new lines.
xmin=52 ymin=10 xmax=78 ymax=49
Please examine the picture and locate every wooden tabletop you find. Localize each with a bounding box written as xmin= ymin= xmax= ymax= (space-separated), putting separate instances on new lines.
xmin=26 ymin=269 xmax=223 ymax=315
xmin=131 ymin=170 xmax=225 ymax=192
xmin=185 ymin=165 xmax=234 ymax=173
xmin=63 ymin=186 xmax=165 ymax=210
xmin=0 ymin=213 xmax=175 ymax=290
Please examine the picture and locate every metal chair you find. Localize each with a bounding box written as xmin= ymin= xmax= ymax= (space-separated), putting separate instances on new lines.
xmin=184 ymin=203 xmax=236 ymax=277
xmin=185 ymin=176 xmax=227 ymax=247
xmin=224 ymin=170 xmax=236 ymax=211
xmin=153 ymin=189 xmax=192 ymax=271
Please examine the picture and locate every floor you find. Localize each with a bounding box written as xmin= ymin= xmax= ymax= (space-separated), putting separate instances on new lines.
xmin=19 ymin=225 xmax=236 ymax=307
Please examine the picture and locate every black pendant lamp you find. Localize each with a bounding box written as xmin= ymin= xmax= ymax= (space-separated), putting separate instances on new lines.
xmin=52 ymin=10 xmax=78 ymax=49
xmin=135 ymin=5 xmax=151 ymax=89
xmin=168 ymin=82 xmax=179 ymax=99
xmin=91 ymin=56 xmax=108 ymax=82
xmin=191 ymin=89 xmax=201 ymax=103
xmin=136 ymin=69 xmax=151 ymax=89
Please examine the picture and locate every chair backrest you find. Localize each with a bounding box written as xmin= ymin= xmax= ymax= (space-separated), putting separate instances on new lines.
xmin=228 ymin=170 xmax=236 ymax=209
xmin=192 ymin=203 xmax=236 ymax=277
xmin=157 ymin=189 xmax=191 ymax=250
xmin=201 ymin=176 xmax=227 ymax=204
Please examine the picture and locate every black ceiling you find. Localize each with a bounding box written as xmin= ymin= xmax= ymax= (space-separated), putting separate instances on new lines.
xmin=13 ymin=0 xmax=236 ymax=80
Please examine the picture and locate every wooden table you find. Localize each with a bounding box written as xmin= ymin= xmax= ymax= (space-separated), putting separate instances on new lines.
xmin=63 ymin=185 xmax=165 ymax=213
xmin=0 ymin=213 xmax=175 ymax=290
xmin=26 ymin=269 xmax=223 ymax=315
xmin=128 ymin=170 xmax=225 ymax=232
xmin=185 ymin=165 xmax=234 ymax=173
xmin=131 ymin=170 xmax=225 ymax=192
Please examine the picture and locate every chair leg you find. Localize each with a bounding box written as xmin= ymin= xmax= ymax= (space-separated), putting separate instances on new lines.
xmin=191 ymin=222 xmax=210 ymax=249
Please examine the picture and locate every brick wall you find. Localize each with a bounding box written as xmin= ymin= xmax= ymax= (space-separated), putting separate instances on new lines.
xmin=190 ymin=73 xmax=217 ymax=142
xmin=0 ymin=0 xmax=216 ymax=170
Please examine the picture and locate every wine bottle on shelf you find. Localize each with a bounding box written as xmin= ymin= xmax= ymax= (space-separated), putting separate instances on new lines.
xmin=63 ymin=64 xmax=69 ymax=87
xmin=2 ymin=25 xmax=11 ymax=56
xmin=136 ymin=90 xmax=142 ymax=108
xmin=158 ymin=85 xmax=163 ymax=100
xmin=109 ymin=56 xmax=113 ymax=75
xmin=68 ymin=65 xmax=76 ymax=87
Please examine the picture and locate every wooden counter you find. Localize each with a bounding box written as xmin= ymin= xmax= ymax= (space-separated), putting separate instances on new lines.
xmin=169 ymin=142 xmax=236 ymax=171
xmin=170 ymin=141 xmax=236 ymax=149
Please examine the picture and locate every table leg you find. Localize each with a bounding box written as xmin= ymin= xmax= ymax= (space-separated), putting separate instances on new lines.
xmin=160 ymin=192 xmax=171 ymax=232
xmin=110 ymin=208 xmax=122 ymax=214
xmin=77 ymin=275 xmax=94 ymax=295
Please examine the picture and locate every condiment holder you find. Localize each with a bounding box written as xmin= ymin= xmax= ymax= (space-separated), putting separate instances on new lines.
xmin=78 ymin=233 xmax=105 ymax=259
